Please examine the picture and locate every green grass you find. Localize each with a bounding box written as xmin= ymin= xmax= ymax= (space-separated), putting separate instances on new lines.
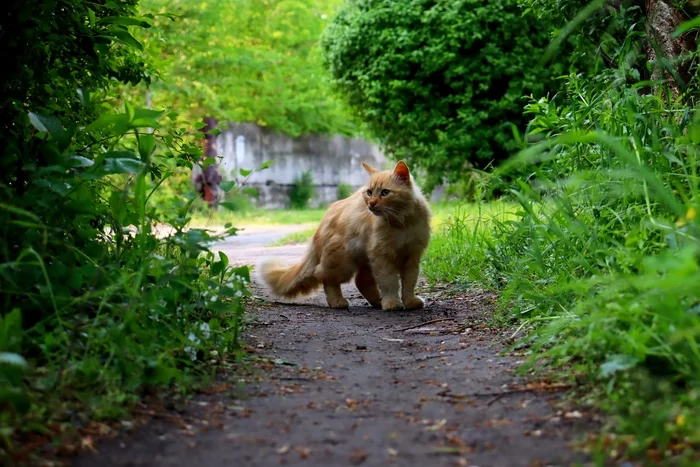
xmin=190 ymin=207 xmax=326 ymax=227
xmin=426 ymin=72 xmax=700 ymax=463
xmin=422 ymin=201 xmax=516 ymax=286
xmin=269 ymin=227 xmax=318 ymax=246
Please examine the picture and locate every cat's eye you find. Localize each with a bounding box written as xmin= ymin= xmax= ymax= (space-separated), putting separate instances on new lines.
xmin=366 ymin=189 xmax=372 ymax=196
xmin=380 ymin=189 xmax=390 ymax=196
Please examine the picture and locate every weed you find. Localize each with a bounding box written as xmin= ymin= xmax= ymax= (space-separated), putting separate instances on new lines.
xmin=337 ymin=183 xmax=353 ymax=200
xmin=289 ymin=171 xmax=316 ymax=209
xmin=429 ymin=69 xmax=700 ymax=462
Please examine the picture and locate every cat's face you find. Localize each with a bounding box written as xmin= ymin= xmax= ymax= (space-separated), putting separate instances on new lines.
xmin=361 ymin=161 xmax=415 ymax=218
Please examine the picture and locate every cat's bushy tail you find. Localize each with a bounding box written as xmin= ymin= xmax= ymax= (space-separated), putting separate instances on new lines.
xmin=256 ymin=249 xmax=320 ymax=298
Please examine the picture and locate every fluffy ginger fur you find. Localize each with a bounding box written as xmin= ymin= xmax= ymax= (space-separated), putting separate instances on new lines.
xmin=257 ymin=161 xmax=431 ymax=311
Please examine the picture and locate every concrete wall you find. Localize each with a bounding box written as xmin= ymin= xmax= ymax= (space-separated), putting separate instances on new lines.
xmin=213 ymin=122 xmax=389 ymax=208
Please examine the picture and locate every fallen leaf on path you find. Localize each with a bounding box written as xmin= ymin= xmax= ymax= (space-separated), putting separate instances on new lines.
xmin=425 ymin=419 xmax=447 ymax=431
xmin=350 ymin=448 xmax=368 ymax=464
xmin=277 ymin=444 xmax=290 ymax=454
xmin=80 ymin=437 xmax=96 ymax=452
xmin=446 ymin=434 xmax=465 ymax=447
xmin=296 ymin=446 xmax=311 ymax=459
xmin=479 ymin=419 xmax=512 ymax=428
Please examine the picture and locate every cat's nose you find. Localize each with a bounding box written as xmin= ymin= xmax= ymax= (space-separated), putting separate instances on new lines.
xmin=369 ymin=199 xmax=378 ymax=207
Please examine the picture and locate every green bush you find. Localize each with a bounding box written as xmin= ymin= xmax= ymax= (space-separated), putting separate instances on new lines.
xmin=336 ymin=183 xmax=353 ymax=200
xmin=321 ymin=0 xmax=568 ymax=190
xmin=289 ymin=171 xmax=316 ymax=209
xmin=0 ymin=0 xmax=259 ymax=452
xmin=436 ymin=68 xmax=700 ymax=463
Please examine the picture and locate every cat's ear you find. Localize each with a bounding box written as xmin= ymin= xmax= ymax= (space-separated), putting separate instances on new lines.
xmin=393 ymin=161 xmax=411 ymax=183
xmin=362 ymin=162 xmax=377 ymax=175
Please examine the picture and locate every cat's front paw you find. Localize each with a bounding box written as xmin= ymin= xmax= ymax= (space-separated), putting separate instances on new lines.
xmin=327 ymin=297 xmax=349 ymax=309
xmin=381 ymin=298 xmax=405 ymax=311
xmin=403 ymin=296 xmax=425 ymax=310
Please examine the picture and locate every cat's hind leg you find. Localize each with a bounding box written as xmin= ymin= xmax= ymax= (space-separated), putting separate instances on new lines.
xmin=316 ymin=237 xmax=354 ymax=309
xmin=354 ymin=265 xmax=382 ymax=308
xmin=323 ymin=282 xmax=349 ymax=309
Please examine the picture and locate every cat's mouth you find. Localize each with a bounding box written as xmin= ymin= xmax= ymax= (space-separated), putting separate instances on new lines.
xmin=368 ymin=206 xmax=381 ymax=216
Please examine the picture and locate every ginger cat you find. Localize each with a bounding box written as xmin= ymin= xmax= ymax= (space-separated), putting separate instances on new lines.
xmin=257 ymin=161 xmax=431 ymax=311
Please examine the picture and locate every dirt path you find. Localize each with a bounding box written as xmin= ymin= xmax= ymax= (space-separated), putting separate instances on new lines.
xmin=72 ymin=229 xmax=592 ymax=467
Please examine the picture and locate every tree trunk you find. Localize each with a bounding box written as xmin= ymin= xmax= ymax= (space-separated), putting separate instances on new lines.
xmin=644 ymin=0 xmax=696 ymax=100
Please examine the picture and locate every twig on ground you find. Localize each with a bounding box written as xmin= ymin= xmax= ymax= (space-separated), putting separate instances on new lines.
xmin=486 ymin=393 xmax=506 ymax=406
xmin=438 ymin=384 xmax=571 ymax=401
xmin=393 ymin=318 xmax=456 ymax=332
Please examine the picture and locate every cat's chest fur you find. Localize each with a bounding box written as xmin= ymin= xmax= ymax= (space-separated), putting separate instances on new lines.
xmin=382 ymin=220 xmax=429 ymax=251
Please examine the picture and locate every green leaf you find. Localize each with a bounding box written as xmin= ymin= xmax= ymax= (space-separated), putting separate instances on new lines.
xmin=105 ymin=30 xmax=144 ymax=51
xmin=28 ymin=112 xmax=51 ymax=133
xmin=242 ymin=187 xmax=258 ymax=198
xmin=34 ymin=179 xmax=71 ymax=196
xmin=103 ymin=158 xmax=145 ymax=175
xmin=258 ymin=160 xmax=273 ymax=170
xmin=28 ymin=112 xmax=70 ymax=149
xmin=138 ymin=134 xmax=156 ymax=161
xmin=219 ymin=202 xmax=239 ymax=212
xmin=673 ymin=17 xmax=700 ymax=37
xmin=77 ymin=88 xmax=90 ymax=107
xmin=201 ymin=157 xmax=216 ymax=168
xmin=100 ymin=16 xmax=153 ymax=28
xmin=0 ymin=352 xmax=29 ymax=388
xmin=211 ymin=261 xmax=225 ymax=276
xmin=220 ymin=181 xmax=235 ymax=192
xmin=110 ymin=191 xmax=127 ymax=224
xmin=600 ymin=354 xmax=638 ymax=377
xmin=0 ymin=352 xmax=28 ymax=370
xmin=239 ymin=168 xmax=253 ymax=177
xmin=86 ymin=113 xmax=129 ymax=132
xmin=88 ymin=8 xmax=96 ymax=28
xmin=233 ymin=266 xmax=250 ymax=282
xmin=65 ymin=155 xmax=94 ymax=168
xmin=125 ymin=102 xmax=135 ymax=122
xmin=219 ymin=251 xmax=229 ymax=268
xmin=130 ymin=109 xmax=163 ymax=129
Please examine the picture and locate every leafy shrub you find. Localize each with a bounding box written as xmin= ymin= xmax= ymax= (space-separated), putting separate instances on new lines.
xmin=336 ymin=183 xmax=353 ymax=200
xmin=441 ymin=69 xmax=700 ymax=462
xmin=289 ymin=171 xmax=316 ymax=209
xmin=0 ymin=0 xmax=263 ymax=454
xmin=321 ymin=0 xmax=568 ymax=189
